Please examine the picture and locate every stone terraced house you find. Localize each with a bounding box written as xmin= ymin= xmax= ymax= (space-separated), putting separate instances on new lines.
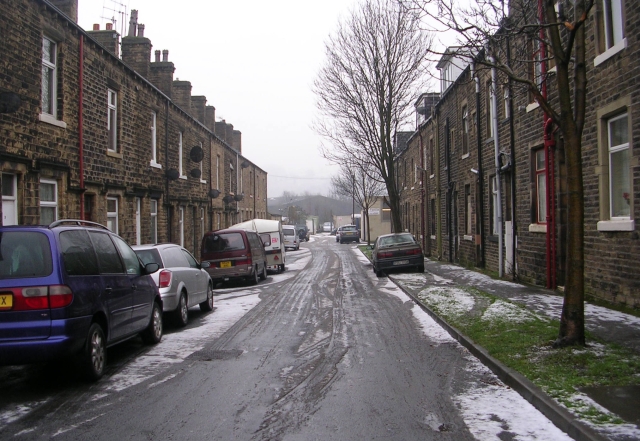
xmin=0 ymin=0 xmax=268 ymax=259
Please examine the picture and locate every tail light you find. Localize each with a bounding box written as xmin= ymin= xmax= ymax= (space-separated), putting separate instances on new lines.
xmin=8 ymin=285 xmax=74 ymax=311
xmin=159 ymin=270 xmax=172 ymax=288
xmin=377 ymin=251 xmax=393 ymax=259
xmin=235 ymin=256 xmax=253 ymax=266
xmin=406 ymin=248 xmax=422 ymax=256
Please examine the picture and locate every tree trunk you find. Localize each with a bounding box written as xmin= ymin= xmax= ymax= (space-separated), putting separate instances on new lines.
xmin=555 ymin=130 xmax=585 ymax=347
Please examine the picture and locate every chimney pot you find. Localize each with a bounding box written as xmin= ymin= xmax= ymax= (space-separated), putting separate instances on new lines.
xmin=162 ymin=49 xmax=169 ymax=62
xmin=138 ymin=24 xmax=145 ymax=37
xmin=155 ymin=50 xmax=161 ymax=62
xmin=106 ymin=23 xmax=112 ymax=30
xmin=93 ymin=24 xmax=100 ymax=30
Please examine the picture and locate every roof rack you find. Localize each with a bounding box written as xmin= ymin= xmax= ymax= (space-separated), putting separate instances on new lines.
xmin=49 ymin=219 xmax=111 ymax=231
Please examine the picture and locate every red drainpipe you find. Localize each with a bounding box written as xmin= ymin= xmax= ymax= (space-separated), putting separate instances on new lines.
xmin=79 ymin=35 xmax=85 ymax=219
xmin=539 ymin=0 xmax=556 ymax=288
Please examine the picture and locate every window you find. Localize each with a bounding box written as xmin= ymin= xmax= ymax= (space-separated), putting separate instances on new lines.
xmin=534 ymin=149 xmax=547 ymax=224
xmin=178 ymin=132 xmax=185 ymax=178
xmin=2 ymin=174 xmax=17 ymax=225
xmin=462 ymin=106 xmax=469 ymax=155
xmin=107 ymin=197 xmax=118 ymax=234
xmin=89 ymin=232 xmax=124 ymax=274
xmin=464 ymin=184 xmax=472 ymax=235
xmin=607 ymin=113 xmax=630 ymax=219
xmin=490 ymin=175 xmax=499 ymax=235
xmin=529 ymin=40 xmax=543 ymax=104
xmin=40 ymin=179 xmax=57 ymax=224
xmin=135 ymin=197 xmax=141 ymax=245
xmin=503 ymin=86 xmax=510 ymax=119
xmin=107 ymin=89 xmax=118 ymax=152
xmin=430 ymin=198 xmax=436 ymax=237
xmin=230 ymin=162 xmax=234 ymax=193
xmin=216 ymin=155 xmax=220 ymax=189
xmin=41 ymin=37 xmax=57 ymax=117
xmin=179 ymin=206 xmax=184 ymax=247
xmin=150 ymin=112 xmax=158 ymax=165
xmin=596 ymin=0 xmax=625 ymax=62
xmin=200 ymin=207 xmax=205 ymax=240
xmin=150 ymin=199 xmax=158 ymax=243
xmin=485 ymin=80 xmax=493 ymax=138
xmin=429 ymin=137 xmax=434 ymax=176
xmin=112 ymin=235 xmax=141 ymax=275
xmin=199 ymin=142 xmax=206 ymax=183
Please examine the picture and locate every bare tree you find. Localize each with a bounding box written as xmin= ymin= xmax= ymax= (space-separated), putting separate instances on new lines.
xmin=331 ymin=163 xmax=386 ymax=244
xmin=403 ymin=0 xmax=594 ymax=346
xmin=313 ymin=0 xmax=433 ymax=234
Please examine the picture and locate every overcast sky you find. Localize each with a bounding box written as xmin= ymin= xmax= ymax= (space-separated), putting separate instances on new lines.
xmin=78 ymin=0 xmax=363 ymax=198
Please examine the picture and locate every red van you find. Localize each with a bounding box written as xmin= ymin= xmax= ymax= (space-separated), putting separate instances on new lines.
xmin=201 ymin=229 xmax=268 ymax=286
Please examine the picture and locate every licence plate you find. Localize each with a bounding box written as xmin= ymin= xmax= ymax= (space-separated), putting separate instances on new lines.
xmin=0 ymin=293 xmax=13 ymax=310
xmin=393 ymin=260 xmax=409 ymax=266
xmin=219 ymin=261 xmax=232 ymax=268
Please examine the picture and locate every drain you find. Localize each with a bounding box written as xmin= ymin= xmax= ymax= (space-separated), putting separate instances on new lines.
xmin=189 ymin=348 xmax=244 ymax=361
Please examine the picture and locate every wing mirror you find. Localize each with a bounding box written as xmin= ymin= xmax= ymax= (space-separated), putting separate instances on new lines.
xmin=144 ymin=262 xmax=160 ymax=274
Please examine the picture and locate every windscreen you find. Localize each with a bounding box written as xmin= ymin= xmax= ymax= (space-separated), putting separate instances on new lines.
xmin=203 ymin=233 xmax=245 ymax=253
xmin=0 ymin=231 xmax=53 ymax=278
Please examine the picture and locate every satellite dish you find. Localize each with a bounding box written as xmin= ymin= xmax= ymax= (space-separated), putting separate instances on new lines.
xmin=190 ymin=146 xmax=204 ymax=162
xmin=190 ymin=168 xmax=201 ymax=178
xmin=166 ymin=169 xmax=180 ymax=180
xmin=208 ymin=189 xmax=220 ymax=198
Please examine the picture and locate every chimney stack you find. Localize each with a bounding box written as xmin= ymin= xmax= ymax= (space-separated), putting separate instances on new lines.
xmin=191 ymin=96 xmax=207 ymax=124
xmin=48 ymin=0 xmax=78 ymax=23
xmin=121 ymin=11 xmax=152 ymax=78
xmin=173 ymin=80 xmax=192 ymax=113
xmin=149 ymin=50 xmax=175 ymax=98
xmin=204 ymin=105 xmax=216 ymax=131
xmin=87 ymin=23 xmax=120 ymax=57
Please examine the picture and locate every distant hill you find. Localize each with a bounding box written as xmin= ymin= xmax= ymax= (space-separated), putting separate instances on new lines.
xmin=268 ymin=195 xmax=361 ymax=224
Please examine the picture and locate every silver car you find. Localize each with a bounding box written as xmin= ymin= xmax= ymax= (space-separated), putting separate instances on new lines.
xmin=133 ymin=244 xmax=213 ymax=327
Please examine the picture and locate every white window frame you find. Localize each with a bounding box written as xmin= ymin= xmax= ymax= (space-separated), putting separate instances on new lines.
xmin=503 ymin=86 xmax=510 ymax=119
xmin=491 ymin=175 xmax=499 ymax=236
xmin=40 ymin=36 xmax=66 ymax=128
xmin=199 ymin=142 xmax=206 ymax=184
xmin=200 ymin=207 xmax=205 ymax=240
xmin=40 ymin=179 xmax=58 ymax=225
xmin=216 ymin=155 xmax=220 ymax=189
xmin=150 ymin=199 xmax=158 ymax=243
xmin=107 ymin=89 xmax=118 ymax=152
xmin=607 ymin=113 xmax=630 ymax=220
xmin=179 ymin=206 xmax=185 ymax=247
xmin=150 ymin=112 xmax=161 ymax=168
xmin=107 ymin=197 xmax=118 ymax=234
xmin=462 ymin=106 xmax=469 ymax=155
xmin=179 ymin=132 xmax=186 ymax=179
xmin=135 ymin=197 xmax=141 ymax=245
xmin=2 ymin=174 xmax=17 ymax=226
xmin=535 ymin=149 xmax=547 ymax=224
xmin=595 ymin=0 xmax=627 ymax=65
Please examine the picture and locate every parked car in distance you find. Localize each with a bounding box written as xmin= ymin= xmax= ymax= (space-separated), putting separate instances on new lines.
xmin=0 ymin=220 xmax=163 ymax=381
xmin=230 ymin=219 xmax=286 ymax=273
xmin=201 ymin=229 xmax=268 ymax=286
xmin=282 ymin=225 xmax=300 ymax=251
xmin=336 ymin=225 xmax=360 ymax=244
xmin=371 ymin=232 xmax=424 ymax=277
xmin=133 ymin=244 xmax=213 ymax=327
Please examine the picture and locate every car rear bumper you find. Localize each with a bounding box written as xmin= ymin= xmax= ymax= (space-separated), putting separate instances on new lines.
xmin=376 ymin=256 xmax=424 ymax=272
xmin=0 ymin=316 xmax=91 ymax=365
xmin=206 ymin=265 xmax=252 ymax=283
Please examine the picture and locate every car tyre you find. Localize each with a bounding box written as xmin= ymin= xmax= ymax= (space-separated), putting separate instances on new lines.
xmin=279 ymin=264 xmax=285 ymax=272
xmin=250 ymin=266 xmax=260 ymax=285
xmin=174 ymin=291 xmax=188 ymax=327
xmin=375 ymin=267 xmax=384 ymax=277
xmin=200 ymin=284 xmax=214 ymax=312
xmin=260 ymin=264 xmax=267 ymax=281
xmin=82 ymin=322 xmax=106 ymax=381
xmin=417 ymin=264 xmax=425 ymax=273
xmin=141 ymin=301 xmax=163 ymax=344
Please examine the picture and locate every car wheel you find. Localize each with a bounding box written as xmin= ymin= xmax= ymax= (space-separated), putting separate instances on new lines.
xmin=200 ymin=284 xmax=214 ymax=312
xmin=417 ymin=264 xmax=425 ymax=273
xmin=279 ymin=264 xmax=285 ymax=272
xmin=82 ymin=323 xmax=106 ymax=381
xmin=260 ymin=264 xmax=267 ymax=281
xmin=375 ymin=267 xmax=384 ymax=277
xmin=250 ymin=266 xmax=260 ymax=285
xmin=174 ymin=291 xmax=189 ymax=327
xmin=141 ymin=301 xmax=163 ymax=344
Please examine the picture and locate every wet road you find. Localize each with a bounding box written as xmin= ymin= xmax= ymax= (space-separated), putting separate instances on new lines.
xmin=0 ymin=235 xmax=571 ymax=440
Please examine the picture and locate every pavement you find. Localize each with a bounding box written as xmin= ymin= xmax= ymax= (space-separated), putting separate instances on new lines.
xmin=386 ymin=257 xmax=640 ymax=441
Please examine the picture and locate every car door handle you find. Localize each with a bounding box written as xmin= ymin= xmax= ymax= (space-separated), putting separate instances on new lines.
xmin=104 ymin=287 xmax=112 ymax=293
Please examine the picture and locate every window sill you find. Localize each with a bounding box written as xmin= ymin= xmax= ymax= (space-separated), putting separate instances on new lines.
xmin=179 ymin=175 xmax=187 ymax=180
xmin=461 ymin=153 xmax=470 ymax=160
xmin=597 ymin=219 xmax=634 ymax=232
xmin=528 ymin=224 xmax=547 ymax=233
xmin=463 ymin=234 xmax=473 ymax=241
xmin=39 ymin=113 xmax=67 ymax=129
xmin=200 ymin=179 xmax=207 ymax=184
xmin=594 ymin=38 xmax=627 ymax=67
xmin=149 ymin=160 xmax=162 ymax=169
xmin=526 ymin=102 xmax=540 ymax=113
xmin=106 ymin=150 xmax=123 ymax=159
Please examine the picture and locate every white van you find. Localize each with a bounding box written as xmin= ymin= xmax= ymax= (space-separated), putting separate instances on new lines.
xmin=282 ymin=225 xmax=299 ymax=251
xmin=230 ymin=219 xmax=286 ymax=272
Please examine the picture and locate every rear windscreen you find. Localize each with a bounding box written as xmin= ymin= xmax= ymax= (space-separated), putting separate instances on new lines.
xmin=134 ymin=248 xmax=164 ymax=268
xmin=283 ymin=229 xmax=295 ymax=236
xmin=203 ymin=233 xmax=245 ymax=253
xmin=0 ymin=231 xmax=53 ymax=278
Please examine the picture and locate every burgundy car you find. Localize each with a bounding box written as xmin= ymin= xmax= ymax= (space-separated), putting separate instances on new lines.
xmin=371 ymin=233 xmax=424 ymax=277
